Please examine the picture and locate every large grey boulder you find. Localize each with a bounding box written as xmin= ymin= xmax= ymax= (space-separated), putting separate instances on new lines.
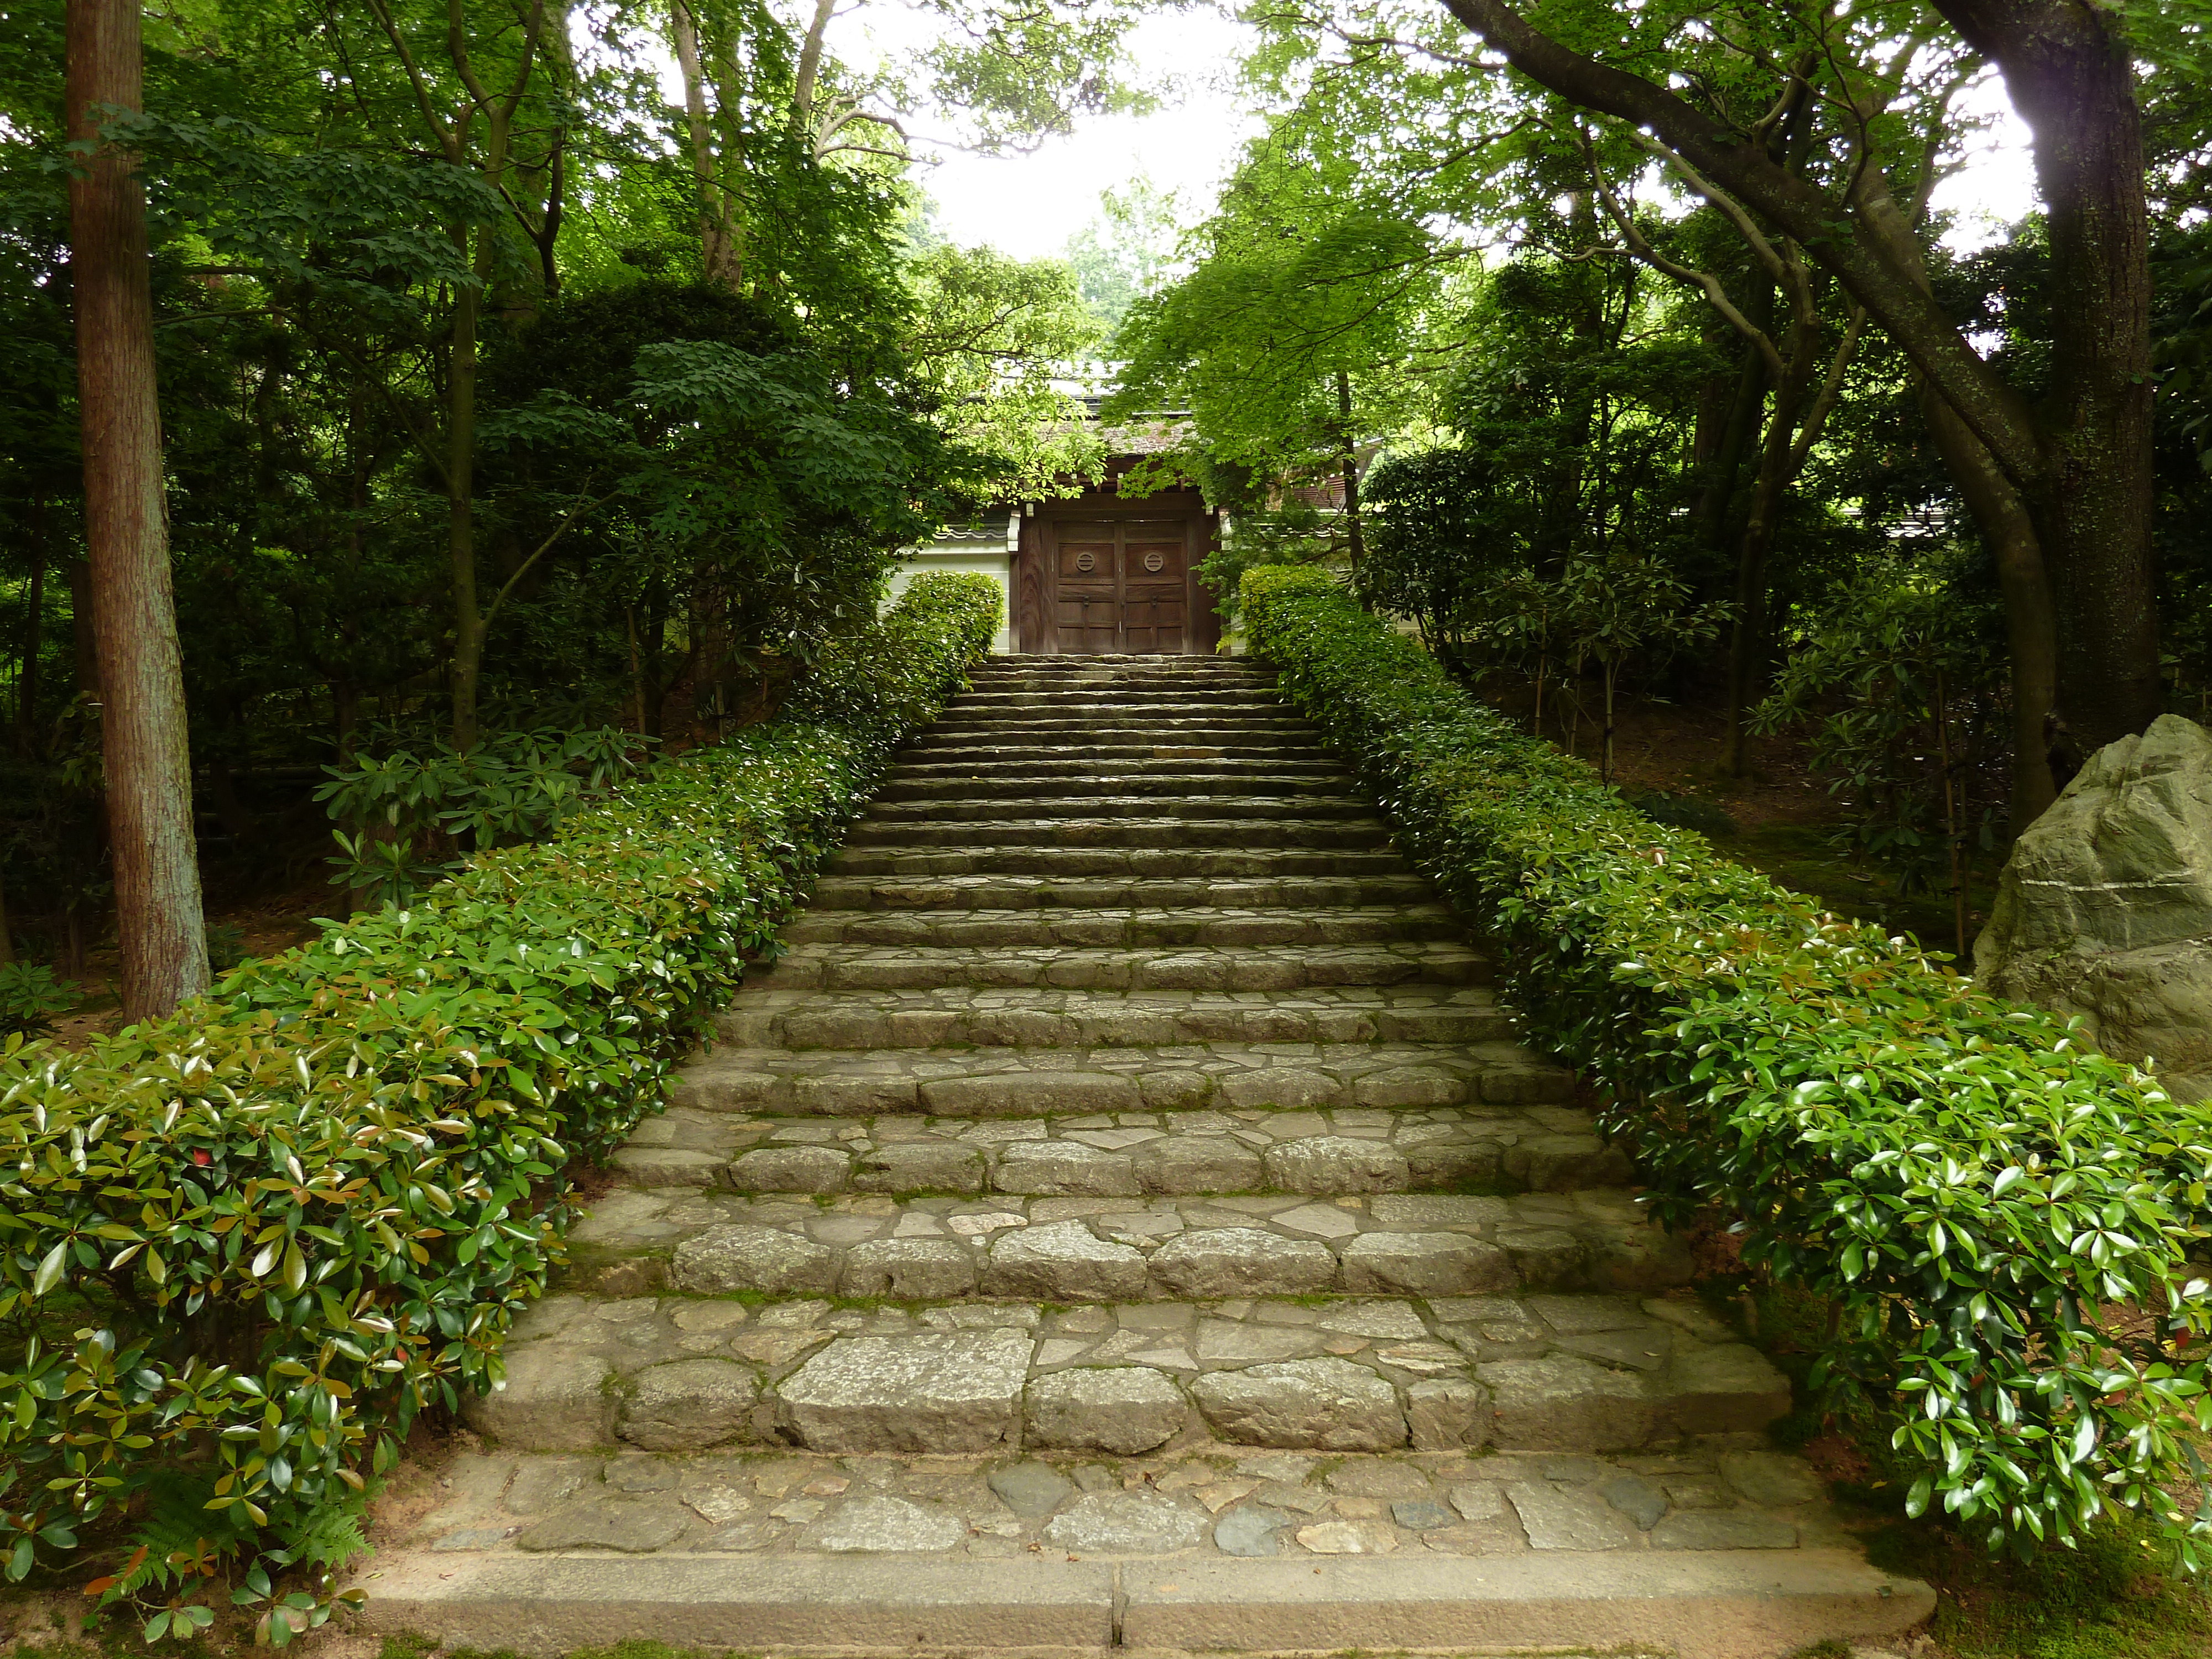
xmin=1975 ymin=715 xmax=2212 ymax=1099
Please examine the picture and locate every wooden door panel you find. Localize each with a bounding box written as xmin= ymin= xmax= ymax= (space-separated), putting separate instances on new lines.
xmin=1042 ymin=518 xmax=1204 ymax=654
xmin=1123 ymin=599 xmax=1186 ymax=655
xmin=1055 ymin=525 xmax=1119 ymax=654
xmin=1121 ymin=528 xmax=1186 ymax=655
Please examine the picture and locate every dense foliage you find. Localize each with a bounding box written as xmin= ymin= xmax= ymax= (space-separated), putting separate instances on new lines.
xmin=1108 ymin=0 xmax=2212 ymax=853
xmin=0 ymin=0 xmax=1121 ymax=968
xmin=1244 ymin=563 xmax=2212 ymax=1568
xmin=0 ymin=575 xmax=999 ymax=1637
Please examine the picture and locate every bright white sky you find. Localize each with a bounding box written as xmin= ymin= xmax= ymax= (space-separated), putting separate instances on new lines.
xmin=656 ymin=6 xmax=2044 ymax=264
xmin=902 ymin=7 xmax=1263 ymax=259
xmin=883 ymin=7 xmax=2043 ymax=263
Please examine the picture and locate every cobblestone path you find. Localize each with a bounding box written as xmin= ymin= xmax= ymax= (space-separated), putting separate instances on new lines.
xmin=366 ymin=655 xmax=1932 ymax=1657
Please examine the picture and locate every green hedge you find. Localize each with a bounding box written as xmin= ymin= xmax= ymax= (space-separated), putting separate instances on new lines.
xmin=1242 ymin=564 xmax=2212 ymax=1565
xmin=0 ymin=574 xmax=1000 ymax=1620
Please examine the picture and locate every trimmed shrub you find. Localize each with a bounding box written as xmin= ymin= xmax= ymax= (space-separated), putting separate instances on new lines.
xmin=1243 ymin=564 xmax=2212 ymax=1565
xmin=0 ymin=575 xmax=1000 ymax=1620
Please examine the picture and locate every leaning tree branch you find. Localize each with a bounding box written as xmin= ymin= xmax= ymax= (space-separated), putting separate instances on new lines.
xmin=1432 ymin=0 xmax=2047 ymax=492
xmin=481 ymin=485 xmax=622 ymax=635
xmin=1787 ymin=304 xmax=1870 ymax=476
xmin=1576 ymin=131 xmax=1786 ymax=380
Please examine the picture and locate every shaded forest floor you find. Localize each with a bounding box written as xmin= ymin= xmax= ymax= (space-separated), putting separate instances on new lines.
xmin=1474 ymin=672 xmax=1991 ymax=954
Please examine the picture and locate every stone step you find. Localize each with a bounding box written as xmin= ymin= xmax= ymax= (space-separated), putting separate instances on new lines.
xmin=875 ymin=771 xmax=1354 ymax=802
xmin=951 ymin=688 xmax=1290 ymax=708
xmin=622 ymin=1089 xmax=1612 ymax=1195
xmin=825 ymin=846 xmax=1412 ymax=878
xmin=842 ymin=818 xmax=1390 ymax=851
xmin=371 ymin=1541 xmax=1930 ymax=1659
xmin=466 ymin=1286 xmax=1781 ymax=1459
xmin=968 ymin=654 xmax=1270 ymax=669
xmin=860 ymin=794 xmax=1377 ymax=824
xmin=899 ymin=739 xmax=1338 ymax=764
xmin=779 ymin=905 xmax=1462 ymax=949
xmin=967 ymin=659 xmax=1272 ymax=678
xmin=714 ymin=986 xmax=1517 ymax=1051
xmin=755 ymin=942 xmax=1489 ymax=994
xmin=659 ymin=1039 xmax=1573 ymax=1129
xmin=925 ymin=712 xmax=1311 ymax=734
xmin=885 ymin=757 xmax=1348 ymax=782
xmin=562 ymin=1186 xmax=1691 ymax=1308
xmin=805 ymin=873 xmax=1436 ymax=912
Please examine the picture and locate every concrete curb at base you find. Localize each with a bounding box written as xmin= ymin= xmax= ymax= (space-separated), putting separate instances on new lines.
xmin=354 ymin=1548 xmax=1933 ymax=1659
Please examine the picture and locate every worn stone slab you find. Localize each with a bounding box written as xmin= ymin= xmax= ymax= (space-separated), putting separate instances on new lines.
xmin=359 ymin=1556 xmax=1118 ymax=1653
xmin=774 ymin=1329 xmax=1031 ymax=1453
xmin=1117 ymin=1552 xmax=1936 ymax=1658
xmin=1042 ymin=1490 xmax=1212 ymax=1554
xmin=1024 ymin=1367 xmax=1188 ymax=1454
xmin=1192 ymin=1358 xmax=1408 ymax=1451
xmin=784 ymin=902 xmax=1465 ymax=949
xmin=712 ymin=984 xmax=1519 ymax=1051
xmin=564 ymin=1186 xmax=1684 ymax=1303
xmin=462 ymin=1348 xmax=614 ymax=1449
xmin=617 ymin=1360 xmax=757 ymax=1453
xmin=760 ymin=939 xmax=1490 ymax=993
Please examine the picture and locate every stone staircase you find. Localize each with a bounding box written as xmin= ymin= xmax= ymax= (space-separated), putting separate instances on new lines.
xmin=363 ymin=655 xmax=1932 ymax=1658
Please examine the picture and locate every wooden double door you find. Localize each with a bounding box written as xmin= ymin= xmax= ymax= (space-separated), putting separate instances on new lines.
xmin=1053 ymin=519 xmax=1192 ymax=654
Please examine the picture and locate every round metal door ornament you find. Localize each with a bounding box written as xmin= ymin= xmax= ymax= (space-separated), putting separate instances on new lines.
xmin=1142 ymin=551 xmax=1165 ymax=573
xmin=1074 ymin=551 xmax=1096 ymax=573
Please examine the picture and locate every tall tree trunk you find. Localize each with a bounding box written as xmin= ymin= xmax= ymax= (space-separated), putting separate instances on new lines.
xmin=14 ymin=496 xmax=46 ymax=757
xmin=793 ymin=0 xmax=835 ymax=122
xmin=1858 ymin=187 xmax=2062 ymax=829
xmin=671 ymin=0 xmax=740 ymax=287
xmin=533 ymin=3 xmax=572 ymax=299
xmin=1531 ymin=192 xmax=1606 ymax=574
xmin=1688 ymin=304 xmax=1770 ymax=565
xmin=66 ymin=0 xmax=208 ymax=1020
xmin=447 ymin=274 xmax=482 ymax=752
xmin=68 ymin=558 xmax=98 ymax=698
xmin=1334 ymin=369 xmax=1365 ymax=580
xmin=1718 ymin=338 xmax=1813 ymax=777
xmin=1935 ymin=0 xmax=2159 ymax=749
xmin=1918 ymin=387 xmax=2058 ymax=828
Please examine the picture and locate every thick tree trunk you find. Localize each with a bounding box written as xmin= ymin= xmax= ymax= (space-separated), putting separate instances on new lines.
xmin=1933 ymin=0 xmax=2159 ymax=749
xmin=67 ymin=0 xmax=208 ymax=1022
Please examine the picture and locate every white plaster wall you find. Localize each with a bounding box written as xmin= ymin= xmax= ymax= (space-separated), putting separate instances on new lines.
xmin=885 ymin=547 xmax=1013 ymax=654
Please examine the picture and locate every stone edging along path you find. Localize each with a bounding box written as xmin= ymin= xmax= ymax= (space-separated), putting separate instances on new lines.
xmin=355 ymin=654 xmax=1934 ymax=1659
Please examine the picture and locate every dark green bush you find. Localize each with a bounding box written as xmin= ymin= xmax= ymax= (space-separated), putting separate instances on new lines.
xmin=1622 ymin=787 xmax=1739 ymax=838
xmin=1242 ymin=564 xmax=2212 ymax=1566
xmin=0 ymin=575 xmax=1000 ymax=1627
